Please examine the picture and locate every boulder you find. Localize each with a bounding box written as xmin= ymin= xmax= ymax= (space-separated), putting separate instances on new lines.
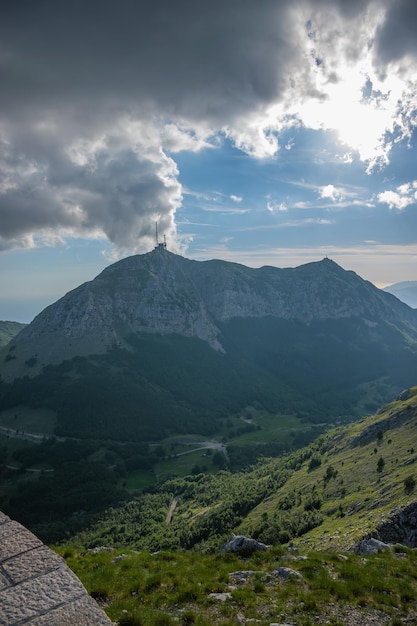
xmin=208 ymin=592 xmax=232 ymax=602
xmin=229 ymin=570 xmax=259 ymax=584
xmin=221 ymin=534 xmax=268 ymax=555
xmin=271 ymin=567 xmax=303 ymax=580
xmin=354 ymin=538 xmax=391 ymax=555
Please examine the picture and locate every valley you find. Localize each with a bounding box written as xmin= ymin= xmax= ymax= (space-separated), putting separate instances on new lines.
xmin=51 ymin=386 xmax=417 ymax=625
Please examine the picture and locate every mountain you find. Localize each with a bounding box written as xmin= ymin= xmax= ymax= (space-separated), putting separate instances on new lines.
xmin=4 ymin=250 xmax=417 ymax=377
xmin=384 ymin=280 xmax=417 ymax=308
xmin=1 ymin=249 xmax=417 ymax=442
xmin=0 ymin=320 xmax=26 ymax=347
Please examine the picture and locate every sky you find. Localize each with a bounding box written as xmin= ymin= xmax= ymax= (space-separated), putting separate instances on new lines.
xmin=1 ymin=0 xmax=417 ymax=323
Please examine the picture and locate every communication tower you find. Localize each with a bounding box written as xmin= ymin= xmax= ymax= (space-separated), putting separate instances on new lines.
xmin=154 ymin=222 xmax=167 ymax=250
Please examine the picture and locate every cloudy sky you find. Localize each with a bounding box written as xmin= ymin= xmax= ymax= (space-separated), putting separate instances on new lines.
xmin=1 ymin=0 xmax=417 ymax=322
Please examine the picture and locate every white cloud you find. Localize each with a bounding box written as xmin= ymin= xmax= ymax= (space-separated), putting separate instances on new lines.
xmin=267 ymin=200 xmax=288 ymax=213
xmin=319 ymin=184 xmax=344 ymax=202
xmin=161 ymin=123 xmax=214 ymax=153
xmin=378 ymin=180 xmax=417 ymax=209
xmin=230 ymin=195 xmax=243 ymax=203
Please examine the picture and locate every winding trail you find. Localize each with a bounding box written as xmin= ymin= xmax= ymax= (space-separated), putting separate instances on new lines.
xmin=169 ymin=441 xmax=230 ymax=464
xmin=166 ymin=497 xmax=178 ymax=523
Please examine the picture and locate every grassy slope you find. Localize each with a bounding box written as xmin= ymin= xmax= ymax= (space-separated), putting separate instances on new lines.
xmin=238 ymin=388 xmax=417 ymax=551
xmin=3 ymin=313 xmax=417 ymax=445
xmin=55 ymin=544 xmax=417 ymax=626
xmin=0 ymin=321 xmax=26 ymax=347
xmin=66 ymin=387 xmax=417 ymax=557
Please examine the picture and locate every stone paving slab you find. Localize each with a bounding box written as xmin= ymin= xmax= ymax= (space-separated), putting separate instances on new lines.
xmin=2 ymin=545 xmax=64 ymax=585
xmin=0 ymin=570 xmax=10 ymax=592
xmin=0 ymin=521 xmax=24 ymax=541
xmin=28 ymin=596 xmax=114 ymax=626
xmin=0 ymin=513 xmax=113 ymax=625
xmin=0 ymin=528 xmax=43 ymax=562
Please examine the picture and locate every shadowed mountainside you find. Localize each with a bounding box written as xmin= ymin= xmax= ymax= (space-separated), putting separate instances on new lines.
xmin=0 ymin=321 xmax=26 ymax=348
xmin=1 ymin=251 xmax=417 ymax=442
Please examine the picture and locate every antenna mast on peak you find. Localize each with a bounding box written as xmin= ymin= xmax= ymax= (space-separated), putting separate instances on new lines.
xmin=154 ymin=221 xmax=167 ymax=250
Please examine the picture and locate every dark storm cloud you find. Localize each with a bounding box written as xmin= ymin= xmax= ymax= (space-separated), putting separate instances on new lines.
xmin=0 ymin=0 xmax=302 ymax=252
xmin=0 ymin=124 xmax=181 ymax=251
xmin=375 ymin=0 xmax=417 ymax=64
xmin=0 ymin=0 xmax=298 ymax=124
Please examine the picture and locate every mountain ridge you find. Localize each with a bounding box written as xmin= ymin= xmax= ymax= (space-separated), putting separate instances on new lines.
xmin=2 ymin=250 xmax=417 ymax=444
xmin=2 ymin=250 xmax=417 ymax=382
xmin=384 ymin=279 xmax=417 ymax=308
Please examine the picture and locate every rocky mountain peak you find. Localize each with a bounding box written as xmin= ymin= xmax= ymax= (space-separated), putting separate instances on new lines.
xmin=2 ymin=251 xmax=417 ymax=381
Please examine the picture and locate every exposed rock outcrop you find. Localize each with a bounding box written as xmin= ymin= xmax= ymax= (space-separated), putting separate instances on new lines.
xmin=221 ymin=534 xmax=268 ymax=555
xmin=354 ymin=538 xmax=391 ymax=556
xmin=397 ymin=389 xmax=412 ymax=401
xmin=373 ymin=501 xmax=417 ymax=547
xmin=351 ymin=406 xmax=415 ymax=446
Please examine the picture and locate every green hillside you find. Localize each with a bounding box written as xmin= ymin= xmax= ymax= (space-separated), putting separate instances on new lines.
xmin=66 ymin=387 xmax=417 ymax=554
xmin=2 ymin=315 xmax=416 ymax=446
xmin=0 ymin=320 xmax=25 ymax=347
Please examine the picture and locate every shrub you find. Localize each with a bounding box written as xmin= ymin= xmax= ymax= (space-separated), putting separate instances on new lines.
xmin=323 ymin=465 xmax=338 ymax=482
xmin=377 ymin=456 xmax=385 ymax=473
xmin=308 ymin=453 xmax=322 ymax=472
xmin=404 ymin=475 xmax=415 ymax=492
xmin=304 ymin=494 xmax=322 ymax=511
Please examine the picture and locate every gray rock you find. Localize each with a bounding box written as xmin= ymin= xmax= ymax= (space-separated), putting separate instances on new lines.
xmin=228 ymin=570 xmax=259 ymax=584
xmin=111 ymin=554 xmax=127 ymax=563
xmin=397 ymin=389 xmax=412 ymax=401
xmin=374 ymin=501 xmax=417 ymax=547
xmin=351 ymin=408 xmax=413 ymax=446
xmin=271 ymin=567 xmax=303 ymax=581
xmin=282 ymin=555 xmax=307 ymax=562
xmin=208 ymin=592 xmax=232 ymax=602
xmin=354 ymin=538 xmax=391 ymax=555
xmin=221 ymin=534 xmax=268 ymax=555
xmin=88 ymin=546 xmax=115 ymax=554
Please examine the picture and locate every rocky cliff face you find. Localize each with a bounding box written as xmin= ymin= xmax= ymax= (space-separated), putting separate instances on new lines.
xmin=374 ymin=501 xmax=417 ymax=548
xmin=2 ymin=249 xmax=417 ymax=381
